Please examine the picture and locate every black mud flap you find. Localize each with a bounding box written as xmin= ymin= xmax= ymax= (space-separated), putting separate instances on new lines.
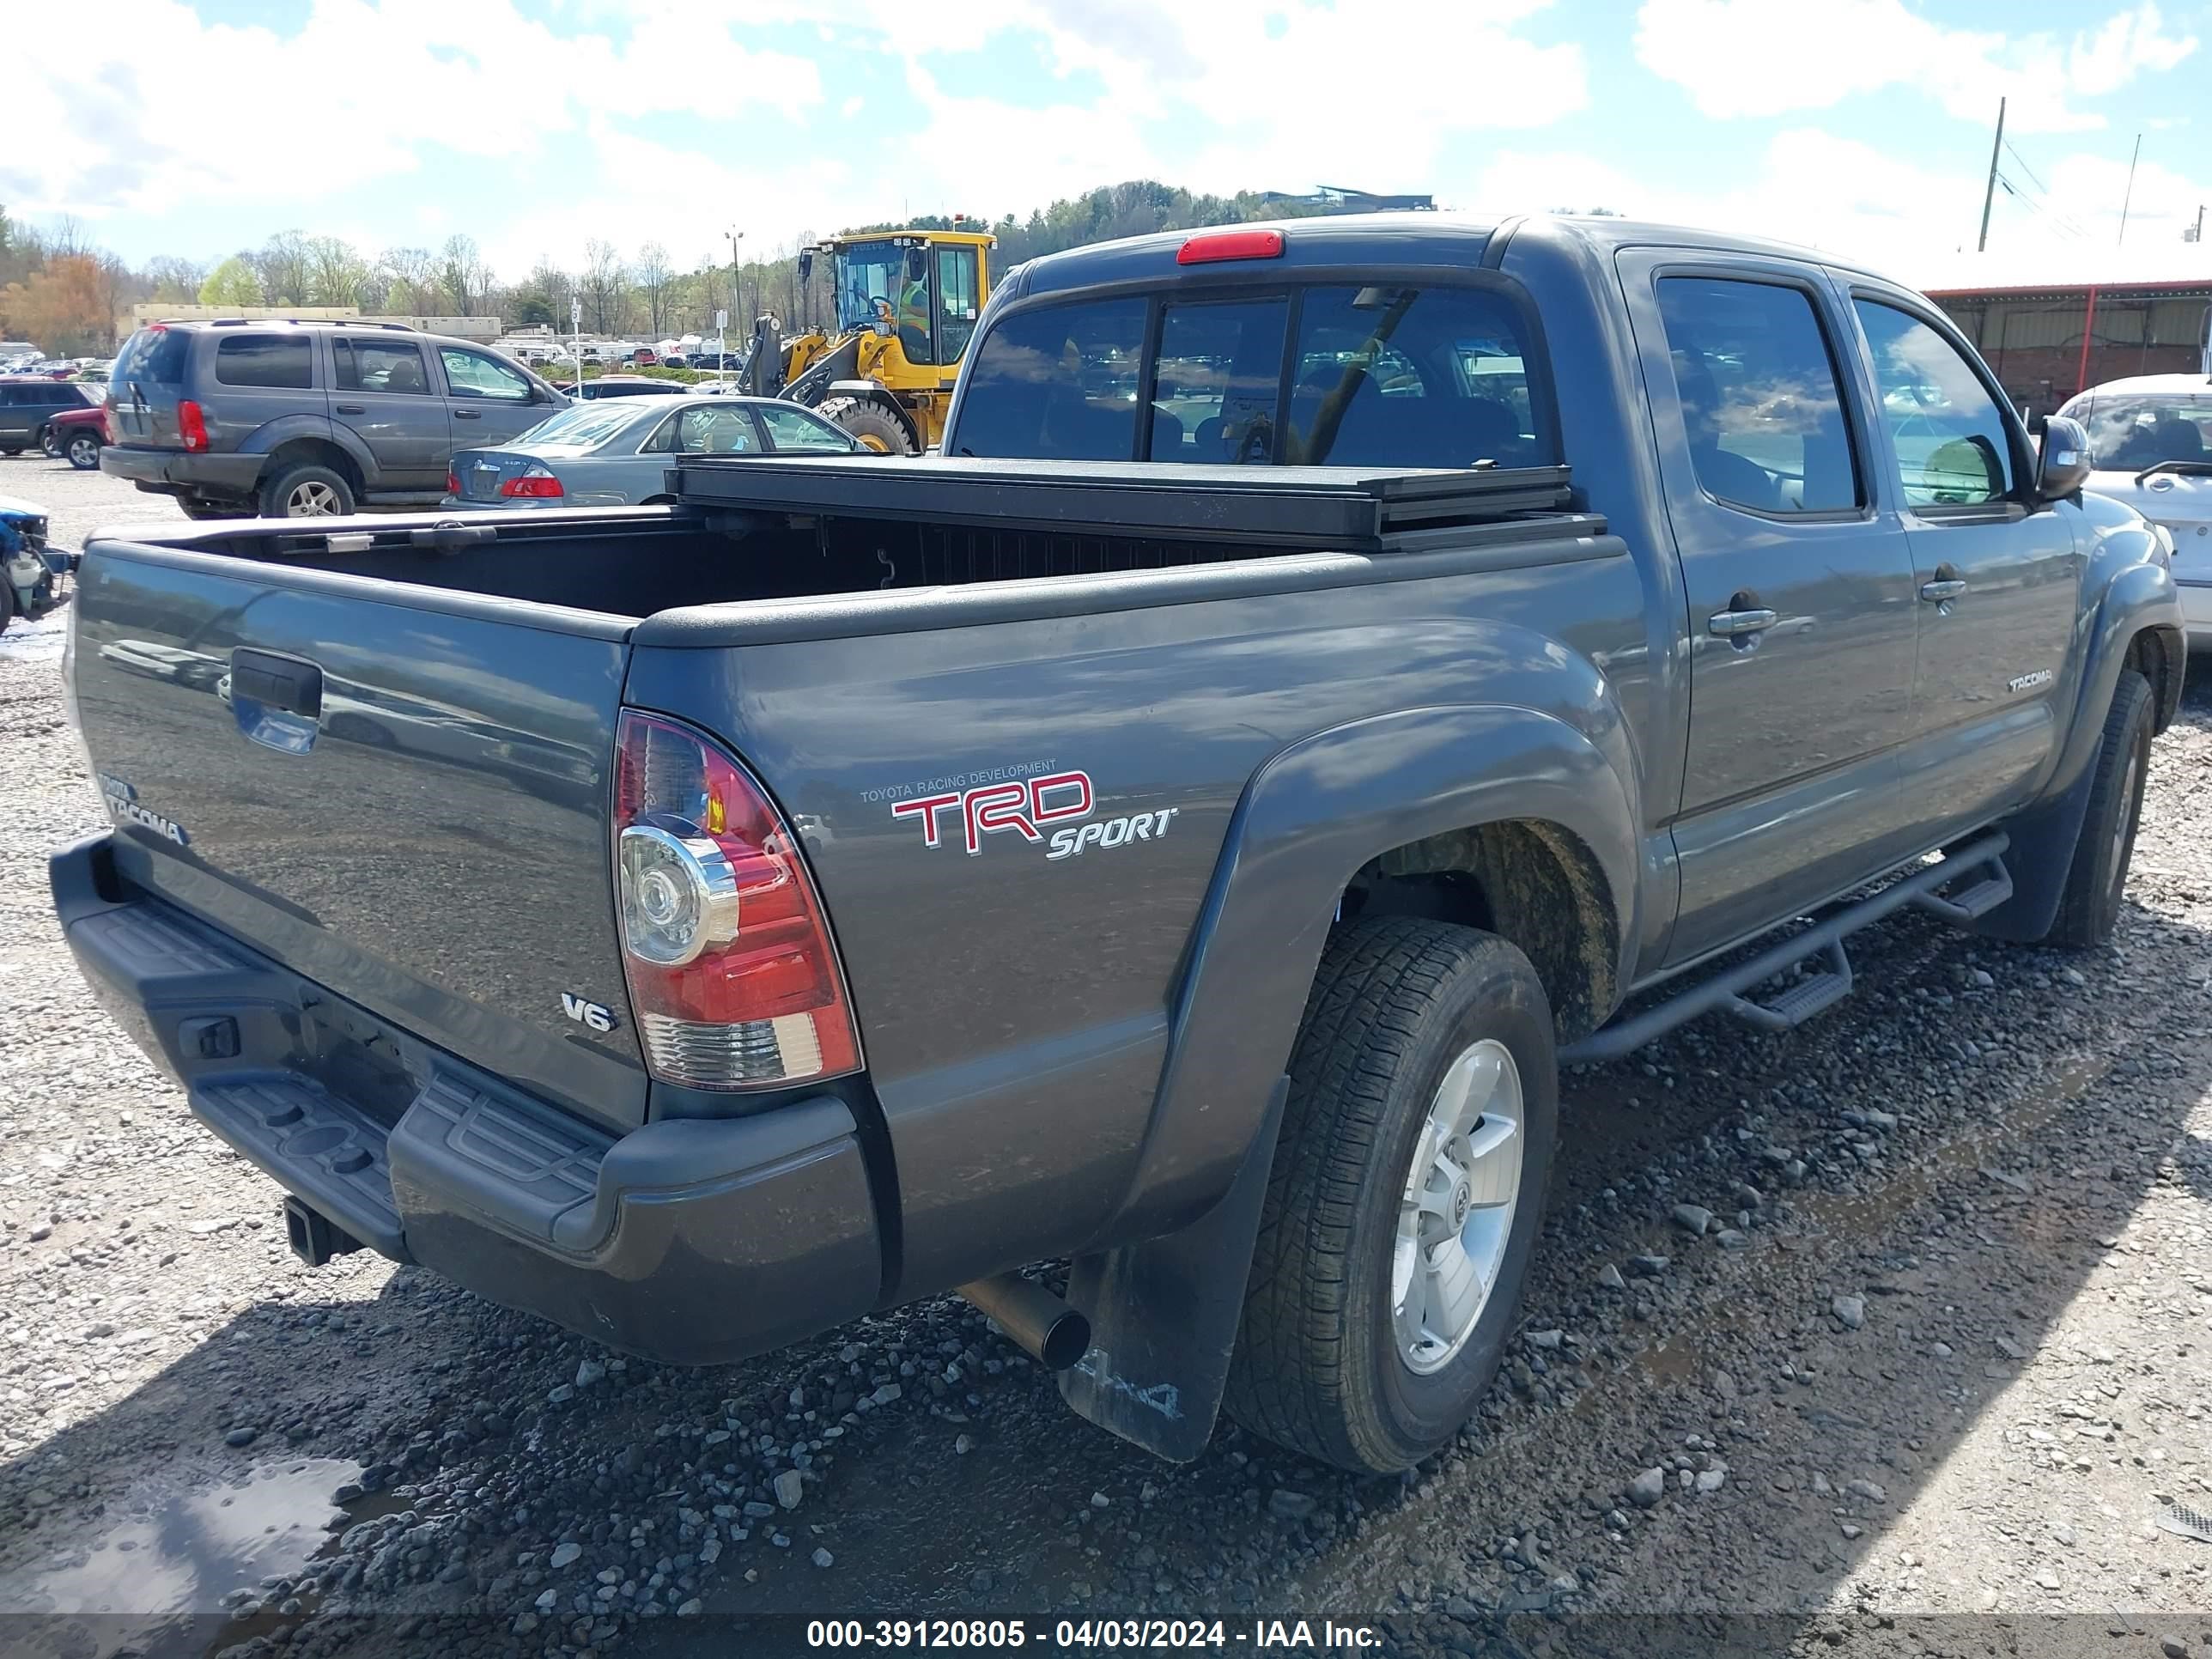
xmin=1058 ymin=1079 xmax=1286 ymax=1462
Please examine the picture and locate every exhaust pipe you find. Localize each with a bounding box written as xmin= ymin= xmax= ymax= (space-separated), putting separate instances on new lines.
xmin=957 ymin=1273 xmax=1091 ymax=1370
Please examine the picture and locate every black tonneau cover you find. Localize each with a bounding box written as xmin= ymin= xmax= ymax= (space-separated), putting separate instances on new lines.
xmin=670 ymin=455 xmax=1574 ymax=550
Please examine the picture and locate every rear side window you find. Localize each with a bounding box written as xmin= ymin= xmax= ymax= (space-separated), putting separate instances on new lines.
xmin=216 ymin=335 xmax=313 ymax=390
xmin=1655 ymin=277 xmax=1860 ymax=514
xmin=334 ymin=338 xmax=431 ymax=394
xmin=112 ymin=326 xmax=190 ymax=385
xmin=954 ymin=297 xmax=1147 ymax=459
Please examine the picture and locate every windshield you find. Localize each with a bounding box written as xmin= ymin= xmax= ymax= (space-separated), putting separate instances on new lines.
xmin=835 ymin=241 xmax=928 ymax=333
xmin=2074 ymin=393 xmax=2212 ymax=471
xmin=514 ymin=402 xmax=645 ymax=448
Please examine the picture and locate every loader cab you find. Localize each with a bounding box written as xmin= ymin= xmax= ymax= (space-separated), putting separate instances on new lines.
xmin=823 ymin=233 xmax=991 ymax=377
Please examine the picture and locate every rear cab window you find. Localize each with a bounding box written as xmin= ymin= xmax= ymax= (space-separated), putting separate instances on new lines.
xmin=954 ymin=281 xmax=1556 ymax=469
xmin=216 ymin=334 xmax=314 ymax=390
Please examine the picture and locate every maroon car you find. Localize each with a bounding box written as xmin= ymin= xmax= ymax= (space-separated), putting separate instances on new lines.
xmin=43 ymin=401 xmax=106 ymax=470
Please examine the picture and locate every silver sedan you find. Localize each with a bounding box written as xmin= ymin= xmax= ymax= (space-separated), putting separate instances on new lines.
xmin=444 ymin=394 xmax=860 ymax=507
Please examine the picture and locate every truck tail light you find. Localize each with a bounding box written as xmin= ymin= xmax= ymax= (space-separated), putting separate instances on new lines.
xmin=1176 ymin=228 xmax=1285 ymax=265
xmin=611 ymin=711 xmax=860 ymax=1090
xmin=445 ymin=469 xmax=459 ymax=497
xmin=100 ymin=404 xmax=115 ymax=444
xmin=177 ymin=399 xmax=210 ymax=453
xmin=499 ymin=464 xmax=562 ymax=499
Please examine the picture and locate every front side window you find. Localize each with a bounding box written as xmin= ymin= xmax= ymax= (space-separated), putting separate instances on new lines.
xmin=215 ymin=334 xmax=313 ymax=390
xmin=935 ymin=246 xmax=981 ymax=366
xmin=1853 ymin=299 xmax=2014 ymax=507
xmin=757 ymin=405 xmax=854 ymax=452
xmin=1150 ymin=297 xmax=1288 ymax=463
xmin=671 ymin=405 xmax=762 ymax=454
xmin=334 ymin=339 xmax=431 ymax=395
xmin=1655 ymin=276 xmax=1861 ymax=514
xmin=2069 ymin=392 xmax=2212 ymax=471
xmin=955 ymin=297 xmax=1147 ymax=460
xmin=440 ymin=347 xmax=532 ymax=401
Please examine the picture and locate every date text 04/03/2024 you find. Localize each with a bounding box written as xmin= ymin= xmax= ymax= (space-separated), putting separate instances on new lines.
xmin=804 ymin=1619 xmax=1382 ymax=1650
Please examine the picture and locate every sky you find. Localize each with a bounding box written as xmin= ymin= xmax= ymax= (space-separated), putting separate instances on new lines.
xmin=6 ymin=0 xmax=2209 ymax=291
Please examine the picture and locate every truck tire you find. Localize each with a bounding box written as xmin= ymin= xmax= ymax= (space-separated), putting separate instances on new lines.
xmin=259 ymin=462 xmax=355 ymax=520
xmin=817 ymin=396 xmax=916 ymax=455
xmin=1224 ymin=917 xmax=1558 ymax=1473
xmin=2045 ymin=669 xmax=2153 ymax=951
xmin=40 ymin=425 xmax=63 ymax=459
xmin=66 ymin=430 xmax=101 ymax=470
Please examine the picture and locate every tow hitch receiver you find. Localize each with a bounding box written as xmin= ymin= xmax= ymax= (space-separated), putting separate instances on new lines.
xmin=283 ymin=1197 xmax=362 ymax=1267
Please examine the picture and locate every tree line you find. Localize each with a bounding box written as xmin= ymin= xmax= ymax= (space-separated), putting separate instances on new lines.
xmin=0 ymin=180 xmax=1366 ymax=356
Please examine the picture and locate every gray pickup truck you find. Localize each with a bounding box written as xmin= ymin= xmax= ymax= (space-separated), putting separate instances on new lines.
xmin=52 ymin=216 xmax=2184 ymax=1474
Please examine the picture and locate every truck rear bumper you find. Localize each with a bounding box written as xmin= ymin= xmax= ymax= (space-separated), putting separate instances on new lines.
xmin=52 ymin=833 xmax=883 ymax=1364
xmin=99 ymin=446 xmax=263 ymax=497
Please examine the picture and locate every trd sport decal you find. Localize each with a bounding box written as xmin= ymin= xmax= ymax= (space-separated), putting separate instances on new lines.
xmin=887 ymin=769 xmax=1177 ymax=860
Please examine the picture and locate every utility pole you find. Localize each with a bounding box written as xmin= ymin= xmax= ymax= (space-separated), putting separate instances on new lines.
xmin=2185 ymin=203 xmax=2204 ymax=245
xmin=726 ymin=227 xmax=744 ymax=342
xmin=1978 ymin=96 xmax=2006 ymax=252
xmin=2118 ymin=134 xmax=2142 ymax=246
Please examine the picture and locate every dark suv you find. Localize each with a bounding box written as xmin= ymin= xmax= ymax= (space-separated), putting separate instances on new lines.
xmin=0 ymin=379 xmax=100 ymax=456
xmin=101 ymin=320 xmax=569 ymax=519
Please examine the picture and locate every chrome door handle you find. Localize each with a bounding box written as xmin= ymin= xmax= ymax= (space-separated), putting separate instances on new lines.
xmin=1708 ymin=607 xmax=1778 ymax=636
xmin=1920 ymin=579 xmax=1967 ymax=602
xmin=453 ymin=409 xmax=482 ymax=419
xmin=334 ymin=403 xmax=365 ymax=414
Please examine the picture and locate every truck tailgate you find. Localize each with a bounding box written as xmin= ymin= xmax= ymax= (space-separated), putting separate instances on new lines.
xmin=68 ymin=543 xmax=647 ymax=1130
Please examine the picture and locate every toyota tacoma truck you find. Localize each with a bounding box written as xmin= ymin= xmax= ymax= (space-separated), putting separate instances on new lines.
xmin=52 ymin=216 xmax=2184 ymax=1474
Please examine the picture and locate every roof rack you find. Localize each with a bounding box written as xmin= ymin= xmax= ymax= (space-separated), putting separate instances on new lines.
xmin=167 ymin=318 xmax=419 ymax=331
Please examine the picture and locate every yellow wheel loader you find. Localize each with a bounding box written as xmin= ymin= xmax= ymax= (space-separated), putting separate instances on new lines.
xmin=743 ymin=228 xmax=995 ymax=454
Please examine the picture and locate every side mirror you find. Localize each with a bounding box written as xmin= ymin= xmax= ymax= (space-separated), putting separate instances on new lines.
xmin=2038 ymin=414 xmax=2092 ymax=499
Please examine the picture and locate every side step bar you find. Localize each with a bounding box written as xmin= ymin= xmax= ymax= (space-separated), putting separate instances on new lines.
xmin=1560 ymin=833 xmax=2010 ymax=1065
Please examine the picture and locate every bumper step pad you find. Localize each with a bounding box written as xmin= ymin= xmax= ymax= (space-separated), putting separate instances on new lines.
xmin=191 ymin=1073 xmax=404 ymax=1255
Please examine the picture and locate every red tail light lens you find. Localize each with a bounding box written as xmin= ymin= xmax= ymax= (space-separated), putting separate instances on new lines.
xmin=176 ymin=399 xmax=210 ymax=453
xmin=445 ymin=469 xmax=459 ymax=496
xmin=1176 ymin=228 xmax=1285 ymax=265
xmin=499 ymin=464 xmax=562 ymax=499
xmin=100 ymin=404 xmax=115 ymax=443
xmin=612 ymin=711 xmax=860 ymax=1090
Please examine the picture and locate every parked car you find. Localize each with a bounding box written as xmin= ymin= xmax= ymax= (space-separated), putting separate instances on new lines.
xmin=445 ymin=394 xmax=860 ymax=507
xmin=99 ymin=319 xmax=570 ymax=519
xmin=51 ymin=216 xmax=2183 ymax=1476
xmin=0 ymin=378 xmax=100 ymax=456
xmin=0 ymin=492 xmax=62 ymax=633
xmin=2052 ymin=374 xmax=2211 ymax=648
xmin=550 ymin=375 xmax=689 ymax=401
xmin=44 ymin=401 xmax=106 ymax=469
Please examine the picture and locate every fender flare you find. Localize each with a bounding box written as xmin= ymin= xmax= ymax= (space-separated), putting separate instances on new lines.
xmin=238 ymin=416 xmax=380 ymax=488
xmin=1091 ymin=702 xmax=1640 ymax=1248
xmin=1978 ymin=555 xmax=2183 ymax=941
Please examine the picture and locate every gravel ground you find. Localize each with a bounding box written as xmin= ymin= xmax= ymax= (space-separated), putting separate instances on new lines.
xmin=3 ymin=463 xmax=2211 ymax=1659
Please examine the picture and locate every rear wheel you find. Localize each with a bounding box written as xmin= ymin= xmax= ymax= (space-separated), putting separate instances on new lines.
xmin=259 ymin=462 xmax=355 ymax=520
xmin=1224 ymin=917 xmax=1558 ymax=1473
xmin=2045 ymin=669 xmax=2154 ymax=950
xmin=39 ymin=425 xmax=62 ymax=459
xmin=65 ymin=430 xmax=100 ymax=470
xmin=816 ymin=396 xmax=916 ymax=455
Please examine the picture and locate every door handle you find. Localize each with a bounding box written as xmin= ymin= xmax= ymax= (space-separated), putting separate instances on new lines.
xmin=1920 ymin=578 xmax=1967 ymax=602
xmin=1708 ymin=607 xmax=1778 ymax=637
xmin=453 ymin=409 xmax=482 ymax=419
xmin=333 ymin=403 xmax=365 ymax=414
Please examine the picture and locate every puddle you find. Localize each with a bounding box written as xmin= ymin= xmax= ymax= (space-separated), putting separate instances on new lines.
xmin=0 ymin=1457 xmax=364 ymax=1659
xmin=1796 ymin=1052 xmax=2109 ymax=1237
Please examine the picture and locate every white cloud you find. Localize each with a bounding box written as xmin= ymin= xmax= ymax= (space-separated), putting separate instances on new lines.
xmin=1632 ymin=0 xmax=2198 ymax=133
xmin=1456 ymin=126 xmax=2212 ymax=283
xmin=0 ymin=0 xmax=821 ymax=222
